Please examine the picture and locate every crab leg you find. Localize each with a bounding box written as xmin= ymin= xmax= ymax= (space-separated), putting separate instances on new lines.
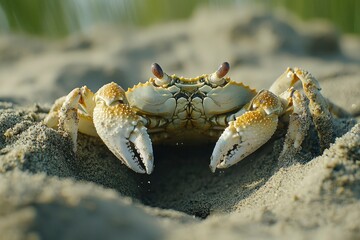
xmin=293 ymin=68 xmax=334 ymax=150
xmin=44 ymin=96 xmax=66 ymax=129
xmin=278 ymin=89 xmax=311 ymax=162
xmin=270 ymin=67 xmax=334 ymax=150
xmin=57 ymin=88 xmax=82 ymax=152
xmin=93 ymin=83 xmax=154 ymax=174
xmin=44 ymin=87 xmax=98 ymax=152
xmin=210 ymin=90 xmax=283 ymax=172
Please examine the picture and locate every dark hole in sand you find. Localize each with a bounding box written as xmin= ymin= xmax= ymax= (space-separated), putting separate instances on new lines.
xmin=134 ymin=143 xmax=278 ymax=219
xmin=66 ymin=126 xmax=331 ymax=219
xmin=73 ymin=132 xmax=279 ymax=219
xmin=139 ymin=144 xmax=216 ymax=219
xmin=128 ymin=124 xmax=328 ymax=218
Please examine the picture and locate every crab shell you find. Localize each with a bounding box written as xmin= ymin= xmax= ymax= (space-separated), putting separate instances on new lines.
xmin=124 ymin=73 xmax=256 ymax=144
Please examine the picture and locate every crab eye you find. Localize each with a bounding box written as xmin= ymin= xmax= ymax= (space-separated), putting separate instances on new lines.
xmin=209 ymin=62 xmax=230 ymax=86
xmin=199 ymin=77 xmax=205 ymax=83
xmin=151 ymin=63 xmax=172 ymax=87
xmin=216 ymin=62 xmax=230 ymax=78
xmin=151 ymin=63 xmax=163 ymax=79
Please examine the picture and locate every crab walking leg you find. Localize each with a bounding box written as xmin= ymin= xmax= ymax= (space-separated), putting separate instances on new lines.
xmin=269 ymin=67 xmax=299 ymax=95
xmin=57 ymin=88 xmax=81 ymax=152
xmin=93 ymin=83 xmax=154 ymax=174
xmin=44 ymin=87 xmax=98 ymax=152
xmin=44 ymin=96 xmax=66 ymax=129
xmin=271 ymin=69 xmax=349 ymax=118
xmin=210 ymin=90 xmax=283 ymax=172
xmin=278 ymin=90 xmax=311 ymax=162
xmin=293 ymin=68 xmax=334 ymax=150
xmin=77 ymin=86 xmax=98 ymax=137
xmin=270 ymin=67 xmax=334 ymax=150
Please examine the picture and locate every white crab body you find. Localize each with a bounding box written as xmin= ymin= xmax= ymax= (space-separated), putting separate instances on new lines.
xmin=45 ymin=62 xmax=334 ymax=175
xmin=126 ymin=76 xmax=256 ymax=143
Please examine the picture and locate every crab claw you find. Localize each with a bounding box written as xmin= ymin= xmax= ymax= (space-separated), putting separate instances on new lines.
xmin=93 ymin=83 xmax=154 ymax=174
xmin=210 ymin=110 xmax=277 ymax=172
xmin=210 ymin=90 xmax=282 ymax=172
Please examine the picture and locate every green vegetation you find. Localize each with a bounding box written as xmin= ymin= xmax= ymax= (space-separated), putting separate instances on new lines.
xmin=0 ymin=0 xmax=358 ymax=38
xmin=266 ymin=0 xmax=359 ymax=34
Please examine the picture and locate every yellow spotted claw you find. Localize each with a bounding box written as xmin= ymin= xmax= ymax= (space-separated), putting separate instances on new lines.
xmin=93 ymin=83 xmax=154 ymax=174
xmin=210 ymin=90 xmax=282 ymax=172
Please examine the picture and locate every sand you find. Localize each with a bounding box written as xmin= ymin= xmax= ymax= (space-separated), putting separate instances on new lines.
xmin=0 ymin=6 xmax=359 ymax=240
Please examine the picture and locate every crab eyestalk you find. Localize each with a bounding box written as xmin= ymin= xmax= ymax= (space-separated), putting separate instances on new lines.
xmin=209 ymin=62 xmax=230 ymax=86
xmin=152 ymin=63 xmax=172 ymax=87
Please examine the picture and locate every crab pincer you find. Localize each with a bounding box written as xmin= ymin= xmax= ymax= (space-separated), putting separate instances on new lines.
xmin=209 ymin=90 xmax=283 ymax=172
xmin=93 ymin=83 xmax=154 ymax=174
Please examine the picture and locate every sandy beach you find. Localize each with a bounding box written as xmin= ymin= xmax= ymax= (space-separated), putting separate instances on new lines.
xmin=0 ymin=7 xmax=359 ymax=240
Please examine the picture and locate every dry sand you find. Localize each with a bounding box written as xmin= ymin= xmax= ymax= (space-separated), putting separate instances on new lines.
xmin=0 ymin=6 xmax=359 ymax=240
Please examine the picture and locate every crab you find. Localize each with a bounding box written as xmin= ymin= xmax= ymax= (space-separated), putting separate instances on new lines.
xmin=44 ymin=62 xmax=334 ymax=174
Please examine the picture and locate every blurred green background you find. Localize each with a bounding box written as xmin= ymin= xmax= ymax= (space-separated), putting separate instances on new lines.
xmin=0 ymin=0 xmax=358 ymax=38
